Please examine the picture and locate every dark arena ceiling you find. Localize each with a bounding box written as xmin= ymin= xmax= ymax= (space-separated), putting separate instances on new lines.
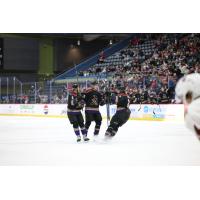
xmin=8 ymin=33 xmax=130 ymax=41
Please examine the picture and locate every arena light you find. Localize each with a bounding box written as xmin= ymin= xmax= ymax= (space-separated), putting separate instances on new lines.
xmin=109 ymin=40 xmax=113 ymax=45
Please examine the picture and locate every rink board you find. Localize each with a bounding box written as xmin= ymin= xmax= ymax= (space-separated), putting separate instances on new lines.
xmin=0 ymin=104 xmax=184 ymax=121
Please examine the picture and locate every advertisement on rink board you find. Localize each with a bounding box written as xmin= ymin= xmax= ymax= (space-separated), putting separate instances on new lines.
xmin=101 ymin=104 xmax=184 ymax=121
xmin=0 ymin=104 xmax=184 ymax=121
xmin=20 ymin=104 xmax=35 ymax=114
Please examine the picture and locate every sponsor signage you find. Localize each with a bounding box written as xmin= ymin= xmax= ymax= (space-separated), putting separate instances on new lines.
xmin=0 ymin=104 xmax=184 ymax=121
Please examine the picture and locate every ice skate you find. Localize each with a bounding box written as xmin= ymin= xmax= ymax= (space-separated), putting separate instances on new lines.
xmin=83 ymin=135 xmax=90 ymax=142
xmin=76 ymin=136 xmax=81 ymax=143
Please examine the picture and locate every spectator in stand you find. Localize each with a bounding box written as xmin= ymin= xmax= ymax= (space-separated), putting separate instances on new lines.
xmin=98 ymin=51 xmax=105 ymax=64
xmin=130 ymin=37 xmax=140 ymax=46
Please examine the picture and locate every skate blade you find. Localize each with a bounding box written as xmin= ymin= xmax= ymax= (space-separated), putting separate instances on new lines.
xmin=83 ymin=139 xmax=90 ymax=143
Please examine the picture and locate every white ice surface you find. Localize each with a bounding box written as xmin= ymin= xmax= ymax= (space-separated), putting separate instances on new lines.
xmin=0 ymin=116 xmax=200 ymax=165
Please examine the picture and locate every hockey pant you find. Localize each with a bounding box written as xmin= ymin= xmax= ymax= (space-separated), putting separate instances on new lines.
xmin=67 ymin=112 xmax=87 ymax=137
xmin=105 ymin=108 xmax=131 ymax=137
xmin=85 ymin=111 xmax=102 ymax=135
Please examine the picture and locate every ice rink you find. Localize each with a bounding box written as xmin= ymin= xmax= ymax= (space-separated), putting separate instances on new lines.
xmin=0 ymin=115 xmax=200 ymax=165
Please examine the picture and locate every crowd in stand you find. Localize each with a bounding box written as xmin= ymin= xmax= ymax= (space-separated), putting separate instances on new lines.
xmin=77 ymin=33 xmax=200 ymax=104
xmin=1 ymin=34 xmax=199 ymax=104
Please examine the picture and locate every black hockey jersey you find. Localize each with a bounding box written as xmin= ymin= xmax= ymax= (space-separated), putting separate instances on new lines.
xmin=84 ymin=88 xmax=104 ymax=112
xmin=67 ymin=91 xmax=84 ymax=113
xmin=116 ymin=93 xmax=129 ymax=110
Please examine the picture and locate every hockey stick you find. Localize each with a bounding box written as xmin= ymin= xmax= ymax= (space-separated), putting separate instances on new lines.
xmin=153 ymin=107 xmax=156 ymax=115
xmin=105 ymin=67 xmax=111 ymax=127
xmin=73 ymin=61 xmax=83 ymax=99
xmin=74 ymin=61 xmax=79 ymax=89
xmin=106 ymin=99 xmax=110 ymax=126
xmin=153 ymin=103 xmax=161 ymax=116
xmin=137 ymin=102 xmax=142 ymax=111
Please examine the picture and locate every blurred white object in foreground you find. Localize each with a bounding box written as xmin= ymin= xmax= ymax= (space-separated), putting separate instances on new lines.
xmin=175 ymin=73 xmax=200 ymax=139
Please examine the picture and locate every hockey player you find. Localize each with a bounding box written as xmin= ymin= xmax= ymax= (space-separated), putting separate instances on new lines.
xmin=175 ymin=73 xmax=200 ymax=140
xmin=67 ymin=84 xmax=89 ymax=142
xmin=105 ymin=85 xmax=131 ymax=138
xmin=83 ymin=81 xmax=105 ymax=136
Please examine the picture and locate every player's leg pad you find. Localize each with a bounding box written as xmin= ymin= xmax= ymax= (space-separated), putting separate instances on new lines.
xmin=77 ymin=113 xmax=85 ymax=128
xmin=72 ymin=122 xmax=80 ymax=136
xmin=94 ymin=112 xmax=102 ymax=135
xmin=116 ymin=108 xmax=131 ymax=127
xmin=94 ymin=121 xmax=101 ymax=135
xmin=85 ymin=121 xmax=91 ymax=131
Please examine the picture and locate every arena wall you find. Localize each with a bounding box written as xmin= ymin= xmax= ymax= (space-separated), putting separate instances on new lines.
xmin=0 ymin=104 xmax=184 ymax=122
